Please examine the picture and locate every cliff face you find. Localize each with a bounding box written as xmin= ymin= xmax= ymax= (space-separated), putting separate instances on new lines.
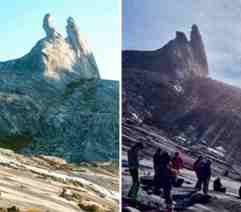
xmin=123 ymin=25 xmax=208 ymax=84
xmin=122 ymin=25 xmax=241 ymax=161
xmin=190 ymin=25 xmax=208 ymax=76
xmin=123 ymin=25 xmax=209 ymax=123
xmin=0 ymin=14 xmax=119 ymax=162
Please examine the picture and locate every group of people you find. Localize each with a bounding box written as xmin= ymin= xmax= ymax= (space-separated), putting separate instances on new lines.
xmin=127 ymin=142 xmax=224 ymax=211
xmin=153 ymin=149 xmax=184 ymax=210
xmin=193 ymin=156 xmax=227 ymax=193
xmin=126 ymin=142 xmax=241 ymax=212
xmin=127 ymin=143 xmax=184 ymax=211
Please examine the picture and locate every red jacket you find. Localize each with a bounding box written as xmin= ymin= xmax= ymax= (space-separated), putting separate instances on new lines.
xmin=172 ymin=156 xmax=184 ymax=170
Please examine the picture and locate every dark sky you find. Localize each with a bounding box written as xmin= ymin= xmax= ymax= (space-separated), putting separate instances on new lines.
xmin=123 ymin=0 xmax=241 ymax=88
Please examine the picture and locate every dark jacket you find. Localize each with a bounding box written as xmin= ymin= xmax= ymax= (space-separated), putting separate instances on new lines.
xmin=154 ymin=152 xmax=162 ymax=173
xmin=128 ymin=147 xmax=139 ymax=169
xmin=193 ymin=159 xmax=201 ymax=173
xmin=196 ymin=159 xmax=211 ymax=179
xmin=154 ymin=152 xmax=172 ymax=189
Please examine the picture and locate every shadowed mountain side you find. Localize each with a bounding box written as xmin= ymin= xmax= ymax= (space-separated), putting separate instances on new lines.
xmin=123 ymin=25 xmax=208 ymax=82
xmin=123 ymin=25 xmax=241 ymax=162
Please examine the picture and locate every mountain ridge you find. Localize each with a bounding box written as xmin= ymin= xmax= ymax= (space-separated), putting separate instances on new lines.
xmin=122 ymin=24 xmax=241 ymax=162
xmin=0 ymin=14 xmax=119 ymax=162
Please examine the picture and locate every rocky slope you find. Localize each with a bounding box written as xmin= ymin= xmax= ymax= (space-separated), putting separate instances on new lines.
xmin=122 ymin=24 xmax=241 ymax=162
xmin=0 ymin=148 xmax=119 ymax=212
xmin=0 ymin=14 xmax=119 ymax=162
xmin=122 ymin=117 xmax=241 ymax=211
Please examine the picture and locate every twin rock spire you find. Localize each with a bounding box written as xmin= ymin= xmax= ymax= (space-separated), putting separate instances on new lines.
xmin=42 ymin=13 xmax=90 ymax=57
xmin=174 ymin=24 xmax=208 ymax=77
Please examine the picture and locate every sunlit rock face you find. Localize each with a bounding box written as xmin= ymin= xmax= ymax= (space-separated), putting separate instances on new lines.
xmin=0 ymin=14 xmax=118 ymax=162
xmin=0 ymin=14 xmax=99 ymax=85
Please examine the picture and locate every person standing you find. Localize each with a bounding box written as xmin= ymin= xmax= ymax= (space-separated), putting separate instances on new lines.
xmin=153 ymin=148 xmax=163 ymax=193
xmin=155 ymin=151 xmax=173 ymax=211
xmin=127 ymin=142 xmax=144 ymax=200
xmin=193 ymin=155 xmax=203 ymax=191
xmin=195 ymin=159 xmax=212 ymax=194
xmin=163 ymin=156 xmax=174 ymax=212
xmin=172 ymin=152 xmax=184 ymax=174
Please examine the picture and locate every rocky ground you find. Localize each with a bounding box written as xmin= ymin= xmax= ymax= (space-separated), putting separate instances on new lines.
xmin=0 ymin=148 xmax=119 ymax=212
xmin=123 ymin=165 xmax=241 ymax=212
xmin=122 ymin=117 xmax=241 ymax=212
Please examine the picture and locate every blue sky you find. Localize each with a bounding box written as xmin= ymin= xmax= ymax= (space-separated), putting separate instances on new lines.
xmin=0 ymin=0 xmax=120 ymax=80
xmin=123 ymin=0 xmax=241 ymax=88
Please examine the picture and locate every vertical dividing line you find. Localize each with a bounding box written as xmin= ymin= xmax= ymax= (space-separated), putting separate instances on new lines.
xmin=119 ymin=0 xmax=123 ymax=209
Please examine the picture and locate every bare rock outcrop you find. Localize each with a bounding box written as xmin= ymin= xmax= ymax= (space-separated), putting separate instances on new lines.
xmin=0 ymin=14 xmax=118 ymax=162
xmin=190 ymin=24 xmax=208 ymax=76
xmin=43 ymin=13 xmax=60 ymax=38
xmin=123 ymin=25 xmax=209 ymax=84
xmin=66 ymin=17 xmax=90 ymax=56
xmin=0 ymin=13 xmax=100 ymax=86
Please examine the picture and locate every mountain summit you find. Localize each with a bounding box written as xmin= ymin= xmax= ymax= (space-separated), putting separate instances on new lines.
xmin=0 ymin=13 xmax=100 ymax=87
xmin=123 ymin=25 xmax=208 ymax=83
xmin=0 ymin=14 xmax=119 ymax=162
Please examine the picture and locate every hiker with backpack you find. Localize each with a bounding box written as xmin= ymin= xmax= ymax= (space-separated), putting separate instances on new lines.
xmin=153 ymin=150 xmax=173 ymax=211
xmin=127 ymin=142 xmax=144 ymax=200
xmin=194 ymin=158 xmax=212 ymax=194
